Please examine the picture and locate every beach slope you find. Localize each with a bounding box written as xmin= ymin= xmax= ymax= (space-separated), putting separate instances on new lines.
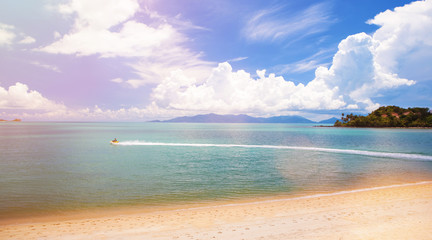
xmin=1 ymin=182 xmax=431 ymax=240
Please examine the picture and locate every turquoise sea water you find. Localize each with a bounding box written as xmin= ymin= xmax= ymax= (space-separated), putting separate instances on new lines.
xmin=1 ymin=122 xmax=432 ymax=218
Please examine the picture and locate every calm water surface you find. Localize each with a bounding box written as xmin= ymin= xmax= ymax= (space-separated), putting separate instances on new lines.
xmin=1 ymin=122 xmax=432 ymax=218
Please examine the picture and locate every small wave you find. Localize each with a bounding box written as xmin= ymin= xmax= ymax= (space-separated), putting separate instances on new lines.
xmin=116 ymin=141 xmax=432 ymax=161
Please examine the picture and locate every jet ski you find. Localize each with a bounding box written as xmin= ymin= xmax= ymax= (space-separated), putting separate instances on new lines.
xmin=110 ymin=139 xmax=119 ymax=144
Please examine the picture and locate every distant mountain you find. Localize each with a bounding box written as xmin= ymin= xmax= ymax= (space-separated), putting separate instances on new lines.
xmin=318 ymin=117 xmax=339 ymax=124
xmin=262 ymin=115 xmax=315 ymax=123
xmin=152 ymin=113 xmax=315 ymax=123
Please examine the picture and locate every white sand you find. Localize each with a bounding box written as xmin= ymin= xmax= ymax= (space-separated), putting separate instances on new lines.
xmin=1 ymin=182 xmax=432 ymax=240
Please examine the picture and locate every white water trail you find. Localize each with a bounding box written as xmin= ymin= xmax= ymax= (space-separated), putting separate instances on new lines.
xmin=115 ymin=141 xmax=432 ymax=161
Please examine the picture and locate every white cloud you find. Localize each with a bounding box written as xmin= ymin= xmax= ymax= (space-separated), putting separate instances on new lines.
xmin=227 ymin=56 xmax=248 ymax=63
xmin=39 ymin=0 xmax=213 ymax=85
xmin=149 ymin=62 xmax=346 ymax=116
xmin=277 ymin=49 xmax=333 ymax=74
xmin=41 ymin=20 xmax=177 ymax=57
xmin=143 ymin=6 xmax=210 ymax=32
xmin=149 ymin=15 xmax=424 ymax=116
xmin=30 ymin=61 xmax=61 ymax=73
xmin=57 ymin=0 xmax=139 ymax=30
xmin=0 ymin=83 xmax=146 ymax=121
xmin=0 ymin=23 xmax=16 ymax=46
xmin=320 ymin=0 xmax=432 ymax=111
xmin=309 ymin=32 xmax=414 ymax=112
xmin=5 ymin=0 xmax=431 ymax=121
xmin=54 ymin=31 xmax=62 ymax=39
xmin=126 ymin=79 xmax=148 ymax=89
xmin=126 ymin=49 xmax=212 ymax=87
xmin=0 ymin=82 xmax=66 ymax=111
xmin=243 ymin=3 xmax=334 ymax=42
xmin=110 ymin=77 xmax=153 ymax=89
xmin=18 ymin=36 xmax=36 ymax=44
xmin=110 ymin=78 xmax=124 ymax=83
xmin=0 ymin=23 xmax=36 ymax=47
xmin=0 ymin=99 xmax=178 ymax=122
xmin=368 ymin=0 xmax=432 ymax=77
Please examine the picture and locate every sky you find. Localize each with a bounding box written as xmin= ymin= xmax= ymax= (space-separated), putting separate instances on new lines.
xmin=1 ymin=0 xmax=431 ymax=121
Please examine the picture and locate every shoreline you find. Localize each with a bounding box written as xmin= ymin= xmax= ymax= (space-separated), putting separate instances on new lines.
xmin=2 ymin=180 xmax=429 ymax=224
xmin=2 ymin=181 xmax=432 ymax=239
xmin=315 ymin=125 xmax=432 ymax=129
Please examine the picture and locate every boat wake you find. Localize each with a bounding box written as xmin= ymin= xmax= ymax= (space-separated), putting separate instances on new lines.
xmin=116 ymin=141 xmax=432 ymax=161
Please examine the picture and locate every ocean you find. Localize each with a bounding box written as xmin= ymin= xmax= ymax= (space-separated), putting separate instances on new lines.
xmin=1 ymin=122 xmax=432 ymax=219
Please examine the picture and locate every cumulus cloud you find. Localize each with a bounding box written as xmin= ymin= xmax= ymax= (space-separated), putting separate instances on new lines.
xmin=0 ymin=83 xmax=148 ymax=121
xmin=148 ymin=27 xmax=421 ymax=115
xmin=0 ymin=83 xmax=66 ymax=111
xmin=0 ymin=23 xmax=36 ymax=47
xmin=18 ymin=36 xmax=36 ymax=44
xmin=110 ymin=78 xmax=124 ymax=84
xmin=0 ymin=23 xmax=16 ymax=46
xmin=314 ymin=33 xmax=414 ymax=111
xmin=40 ymin=20 xmax=176 ymax=58
xmin=1 ymin=97 xmax=176 ymax=121
xmin=5 ymin=0 xmax=431 ymax=121
xmin=38 ymin=0 xmax=212 ymax=86
xmin=368 ymin=0 xmax=432 ymax=78
xmin=30 ymin=61 xmax=61 ymax=73
xmin=150 ymin=62 xmax=345 ymax=115
xmin=57 ymin=0 xmax=139 ymax=30
xmin=148 ymin=0 xmax=429 ymax=115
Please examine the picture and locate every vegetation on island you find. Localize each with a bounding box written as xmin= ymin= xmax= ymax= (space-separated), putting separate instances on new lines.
xmin=0 ymin=118 xmax=21 ymax=122
xmin=334 ymin=106 xmax=432 ymax=128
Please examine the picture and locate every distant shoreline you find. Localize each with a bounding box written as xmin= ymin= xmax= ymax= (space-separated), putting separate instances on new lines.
xmin=0 ymin=119 xmax=21 ymax=122
xmin=315 ymin=125 xmax=432 ymax=129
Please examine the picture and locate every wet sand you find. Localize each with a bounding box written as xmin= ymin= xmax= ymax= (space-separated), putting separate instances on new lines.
xmin=1 ymin=182 xmax=432 ymax=240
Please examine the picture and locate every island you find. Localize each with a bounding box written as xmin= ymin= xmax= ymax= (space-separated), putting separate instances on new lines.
xmin=152 ymin=113 xmax=319 ymax=123
xmin=0 ymin=118 xmax=21 ymax=122
xmin=334 ymin=106 xmax=432 ymax=128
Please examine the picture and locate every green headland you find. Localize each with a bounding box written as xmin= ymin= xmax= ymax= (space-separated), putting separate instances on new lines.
xmin=334 ymin=106 xmax=432 ymax=128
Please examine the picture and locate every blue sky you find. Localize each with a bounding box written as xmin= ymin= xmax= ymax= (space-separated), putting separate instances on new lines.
xmin=0 ymin=0 xmax=431 ymax=121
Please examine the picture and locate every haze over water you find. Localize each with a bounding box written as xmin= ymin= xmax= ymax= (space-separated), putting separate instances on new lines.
xmin=1 ymin=122 xmax=432 ymax=219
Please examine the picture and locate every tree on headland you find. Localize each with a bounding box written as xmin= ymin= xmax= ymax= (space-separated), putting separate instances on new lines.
xmin=334 ymin=106 xmax=432 ymax=127
xmin=0 ymin=118 xmax=21 ymax=122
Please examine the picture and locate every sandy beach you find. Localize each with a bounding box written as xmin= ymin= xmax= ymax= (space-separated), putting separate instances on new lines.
xmin=1 ymin=181 xmax=431 ymax=240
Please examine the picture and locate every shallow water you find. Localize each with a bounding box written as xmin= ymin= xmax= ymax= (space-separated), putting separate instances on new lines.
xmin=1 ymin=122 xmax=432 ymax=218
